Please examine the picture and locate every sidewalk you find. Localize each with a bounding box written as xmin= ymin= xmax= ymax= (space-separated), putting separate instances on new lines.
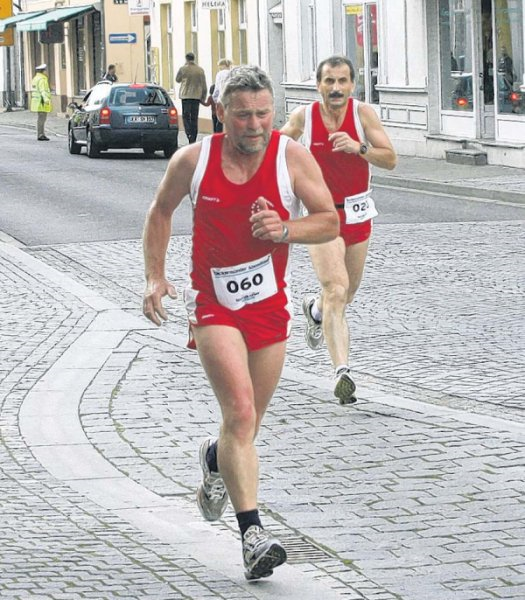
xmin=2 ymin=107 xmax=525 ymax=204
xmin=1 ymin=222 xmax=524 ymax=598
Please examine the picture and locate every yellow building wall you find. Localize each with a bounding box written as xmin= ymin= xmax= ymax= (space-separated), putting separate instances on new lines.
xmin=104 ymin=3 xmax=147 ymax=82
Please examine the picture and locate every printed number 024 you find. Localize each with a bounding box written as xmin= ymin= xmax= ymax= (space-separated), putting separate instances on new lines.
xmin=353 ymin=200 xmax=369 ymax=213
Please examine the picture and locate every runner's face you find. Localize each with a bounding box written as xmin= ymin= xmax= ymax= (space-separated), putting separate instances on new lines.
xmin=221 ymin=90 xmax=274 ymax=154
xmin=317 ymin=64 xmax=355 ymax=109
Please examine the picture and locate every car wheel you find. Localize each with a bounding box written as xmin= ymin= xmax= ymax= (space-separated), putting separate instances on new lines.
xmin=143 ymin=146 xmax=156 ymax=156
xmin=86 ymin=129 xmax=100 ymax=158
xmin=68 ymin=126 xmax=81 ymax=155
xmin=163 ymin=144 xmax=178 ymax=159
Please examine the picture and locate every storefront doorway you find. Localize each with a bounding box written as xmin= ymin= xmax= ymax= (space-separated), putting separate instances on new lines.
xmin=439 ymin=0 xmax=524 ymax=143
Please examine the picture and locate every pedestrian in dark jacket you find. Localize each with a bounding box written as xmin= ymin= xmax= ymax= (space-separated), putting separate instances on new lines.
xmin=103 ymin=64 xmax=118 ymax=83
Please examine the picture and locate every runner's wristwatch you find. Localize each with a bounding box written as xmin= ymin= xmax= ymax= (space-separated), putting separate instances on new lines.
xmin=359 ymin=143 xmax=368 ymax=155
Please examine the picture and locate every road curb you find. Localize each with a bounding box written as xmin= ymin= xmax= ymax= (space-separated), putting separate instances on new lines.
xmin=372 ymin=174 xmax=525 ymax=205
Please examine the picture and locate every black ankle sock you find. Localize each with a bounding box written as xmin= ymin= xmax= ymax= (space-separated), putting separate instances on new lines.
xmin=206 ymin=440 xmax=219 ymax=472
xmin=236 ymin=509 xmax=262 ymax=538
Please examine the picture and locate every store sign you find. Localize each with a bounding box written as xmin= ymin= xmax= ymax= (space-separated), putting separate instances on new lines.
xmin=345 ymin=5 xmax=363 ymax=15
xmin=0 ymin=28 xmax=14 ymax=46
xmin=201 ymin=0 xmax=226 ymax=9
xmin=129 ymin=0 xmax=150 ymax=16
xmin=0 ymin=0 xmax=13 ymax=19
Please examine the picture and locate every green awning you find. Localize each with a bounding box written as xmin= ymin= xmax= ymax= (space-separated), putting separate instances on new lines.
xmin=17 ymin=5 xmax=96 ymax=32
xmin=0 ymin=11 xmax=46 ymax=33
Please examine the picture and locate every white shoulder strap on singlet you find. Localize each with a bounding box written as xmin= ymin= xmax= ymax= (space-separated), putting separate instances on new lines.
xmin=301 ymin=103 xmax=313 ymax=149
xmin=189 ymin=135 xmax=213 ymax=205
xmin=277 ymin=135 xmax=301 ymax=220
xmin=352 ymin=99 xmax=366 ymax=143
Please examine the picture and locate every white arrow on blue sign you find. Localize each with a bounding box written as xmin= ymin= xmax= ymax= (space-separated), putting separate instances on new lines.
xmin=109 ymin=33 xmax=137 ymax=44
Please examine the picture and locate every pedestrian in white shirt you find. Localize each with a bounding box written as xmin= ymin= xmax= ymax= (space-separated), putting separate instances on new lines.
xmin=212 ymin=59 xmax=233 ymax=132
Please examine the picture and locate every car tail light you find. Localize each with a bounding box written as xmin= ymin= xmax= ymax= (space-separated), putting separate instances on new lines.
xmin=168 ymin=107 xmax=178 ymax=126
xmin=456 ymin=97 xmax=469 ymax=107
xmin=100 ymin=107 xmax=111 ymax=125
xmin=509 ymin=92 xmax=520 ymax=102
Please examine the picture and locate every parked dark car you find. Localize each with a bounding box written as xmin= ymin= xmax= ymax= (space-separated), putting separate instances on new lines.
xmin=68 ymin=81 xmax=179 ymax=158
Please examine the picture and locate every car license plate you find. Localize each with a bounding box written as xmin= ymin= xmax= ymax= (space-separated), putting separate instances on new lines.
xmin=127 ymin=115 xmax=156 ymax=124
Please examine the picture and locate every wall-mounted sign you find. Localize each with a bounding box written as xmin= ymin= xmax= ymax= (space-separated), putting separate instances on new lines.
xmin=0 ymin=0 xmax=13 ymax=19
xmin=201 ymin=0 xmax=226 ymax=9
xmin=0 ymin=28 xmax=14 ymax=46
xmin=129 ymin=0 xmax=150 ymax=16
xmin=109 ymin=32 xmax=137 ymax=44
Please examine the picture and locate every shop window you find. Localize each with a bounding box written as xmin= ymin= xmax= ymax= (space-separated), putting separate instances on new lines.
xmin=343 ymin=2 xmax=379 ymax=104
xmin=439 ymin=0 xmax=473 ymax=111
xmin=75 ymin=19 xmax=87 ymax=94
xmin=494 ymin=0 xmax=524 ymax=115
xmin=91 ymin=12 xmax=102 ymax=82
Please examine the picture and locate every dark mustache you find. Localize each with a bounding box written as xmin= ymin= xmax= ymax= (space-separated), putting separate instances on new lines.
xmin=329 ymin=91 xmax=345 ymax=98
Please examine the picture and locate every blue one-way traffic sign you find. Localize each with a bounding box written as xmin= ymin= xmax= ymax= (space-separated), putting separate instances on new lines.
xmin=109 ymin=33 xmax=137 ymax=44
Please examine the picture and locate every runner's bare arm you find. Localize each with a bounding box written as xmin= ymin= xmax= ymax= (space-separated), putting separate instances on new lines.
xmin=329 ymin=104 xmax=397 ymax=170
xmin=142 ymin=144 xmax=200 ymax=325
xmin=357 ymin=103 xmax=397 ymax=170
xmin=280 ymin=105 xmax=306 ymax=141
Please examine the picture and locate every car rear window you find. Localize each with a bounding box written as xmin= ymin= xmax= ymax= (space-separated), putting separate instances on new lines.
xmin=109 ymin=86 xmax=169 ymax=107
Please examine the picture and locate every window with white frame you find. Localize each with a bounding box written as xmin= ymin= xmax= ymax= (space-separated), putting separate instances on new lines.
xmin=239 ymin=0 xmax=248 ymax=64
xmin=308 ymin=0 xmax=318 ymax=74
xmin=190 ymin=1 xmax=198 ymax=57
xmin=218 ymin=8 xmax=226 ymax=59
xmin=343 ymin=1 xmax=379 ymax=104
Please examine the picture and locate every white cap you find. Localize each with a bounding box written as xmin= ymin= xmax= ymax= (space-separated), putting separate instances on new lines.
xmin=35 ymin=63 xmax=47 ymax=71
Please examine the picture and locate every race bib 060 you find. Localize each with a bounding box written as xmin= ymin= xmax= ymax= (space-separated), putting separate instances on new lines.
xmin=344 ymin=191 xmax=378 ymax=224
xmin=211 ymin=254 xmax=278 ymax=310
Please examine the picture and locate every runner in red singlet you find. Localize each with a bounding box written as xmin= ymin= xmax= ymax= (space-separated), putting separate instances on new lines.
xmin=142 ymin=66 xmax=338 ymax=580
xmin=281 ymin=55 xmax=397 ymax=405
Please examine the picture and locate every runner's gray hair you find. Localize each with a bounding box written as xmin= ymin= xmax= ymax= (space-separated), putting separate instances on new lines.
xmin=220 ymin=66 xmax=274 ymax=108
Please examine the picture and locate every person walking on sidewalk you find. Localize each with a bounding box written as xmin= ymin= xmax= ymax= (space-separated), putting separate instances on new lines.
xmin=281 ymin=55 xmax=397 ymax=404
xmin=211 ymin=58 xmax=233 ymax=132
xmin=142 ymin=66 xmax=338 ymax=580
xmin=175 ymin=52 xmax=207 ymax=143
xmin=31 ymin=64 xmax=52 ymax=141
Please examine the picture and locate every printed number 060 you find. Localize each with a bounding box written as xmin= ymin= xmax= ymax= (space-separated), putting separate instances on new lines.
xmin=227 ymin=273 xmax=264 ymax=294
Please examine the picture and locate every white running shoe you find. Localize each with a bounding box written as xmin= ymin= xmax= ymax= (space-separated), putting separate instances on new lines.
xmin=243 ymin=525 xmax=287 ymax=580
xmin=334 ymin=368 xmax=357 ymax=405
xmin=196 ymin=438 xmax=229 ymax=521
xmin=302 ymin=295 xmax=324 ymax=350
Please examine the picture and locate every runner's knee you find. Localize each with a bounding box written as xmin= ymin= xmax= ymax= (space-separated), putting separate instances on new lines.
xmin=222 ymin=400 xmax=257 ymax=441
xmin=322 ymin=282 xmax=348 ymax=308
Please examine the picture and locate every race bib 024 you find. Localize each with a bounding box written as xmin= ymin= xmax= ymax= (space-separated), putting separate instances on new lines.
xmin=344 ymin=191 xmax=378 ymax=224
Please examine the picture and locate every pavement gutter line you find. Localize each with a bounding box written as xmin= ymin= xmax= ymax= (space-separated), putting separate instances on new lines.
xmin=6 ymin=242 xmax=345 ymax=599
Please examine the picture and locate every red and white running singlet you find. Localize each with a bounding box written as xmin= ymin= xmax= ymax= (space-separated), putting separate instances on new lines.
xmin=303 ymin=100 xmax=377 ymax=242
xmin=184 ymin=131 xmax=301 ymax=321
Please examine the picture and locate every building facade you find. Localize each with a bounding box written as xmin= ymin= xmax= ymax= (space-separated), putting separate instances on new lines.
xmin=148 ymin=0 xmax=269 ymax=131
xmin=0 ymin=0 xmax=149 ymax=112
xmin=2 ymin=0 xmax=523 ymax=167
xmin=280 ymin=0 xmax=524 ymax=167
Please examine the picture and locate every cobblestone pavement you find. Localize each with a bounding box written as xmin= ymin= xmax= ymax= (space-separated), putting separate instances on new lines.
xmin=1 ymin=216 xmax=524 ymax=599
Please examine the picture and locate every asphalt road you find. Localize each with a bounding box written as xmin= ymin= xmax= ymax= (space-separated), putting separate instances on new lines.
xmin=1 ymin=124 xmax=525 ymax=246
